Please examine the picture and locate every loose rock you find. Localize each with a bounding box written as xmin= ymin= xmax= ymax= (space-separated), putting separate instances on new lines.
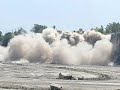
xmin=50 ymin=84 xmax=62 ymax=90
xmin=58 ymin=73 xmax=76 ymax=80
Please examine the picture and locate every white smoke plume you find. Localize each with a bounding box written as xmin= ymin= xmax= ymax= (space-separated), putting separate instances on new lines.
xmin=0 ymin=28 xmax=113 ymax=65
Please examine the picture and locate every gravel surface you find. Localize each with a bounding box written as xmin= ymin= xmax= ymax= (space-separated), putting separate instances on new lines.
xmin=0 ymin=63 xmax=120 ymax=90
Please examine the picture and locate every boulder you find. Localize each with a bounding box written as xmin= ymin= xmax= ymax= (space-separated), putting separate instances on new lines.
xmin=50 ymin=84 xmax=62 ymax=90
xmin=58 ymin=73 xmax=76 ymax=80
xmin=78 ymin=77 xmax=84 ymax=80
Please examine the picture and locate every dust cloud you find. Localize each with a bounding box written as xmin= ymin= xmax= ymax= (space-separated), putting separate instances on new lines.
xmin=0 ymin=28 xmax=113 ymax=65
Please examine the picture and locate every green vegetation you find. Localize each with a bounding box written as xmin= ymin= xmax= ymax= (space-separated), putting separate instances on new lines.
xmin=31 ymin=24 xmax=47 ymax=33
xmin=93 ymin=22 xmax=120 ymax=34
xmin=106 ymin=22 xmax=120 ymax=33
xmin=94 ymin=25 xmax=105 ymax=34
xmin=2 ymin=32 xmax=13 ymax=47
xmin=1 ymin=22 xmax=120 ymax=47
xmin=14 ymin=27 xmax=27 ymax=35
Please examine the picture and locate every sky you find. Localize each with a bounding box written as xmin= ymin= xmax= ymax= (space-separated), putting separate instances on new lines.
xmin=0 ymin=0 xmax=120 ymax=34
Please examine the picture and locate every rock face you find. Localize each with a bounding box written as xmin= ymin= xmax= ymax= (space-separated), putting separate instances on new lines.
xmin=111 ymin=32 xmax=120 ymax=65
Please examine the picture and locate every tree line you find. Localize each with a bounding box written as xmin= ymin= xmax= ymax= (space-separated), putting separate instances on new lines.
xmin=1 ymin=22 xmax=120 ymax=47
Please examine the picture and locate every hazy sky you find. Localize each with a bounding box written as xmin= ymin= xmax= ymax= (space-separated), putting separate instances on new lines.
xmin=0 ymin=0 xmax=120 ymax=33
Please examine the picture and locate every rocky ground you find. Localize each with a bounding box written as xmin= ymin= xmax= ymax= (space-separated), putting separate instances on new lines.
xmin=0 ymin=63 xmax=120 ymax=90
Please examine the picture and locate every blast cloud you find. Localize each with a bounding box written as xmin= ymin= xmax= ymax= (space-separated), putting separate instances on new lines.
xmin=0 ymin=28 xmax=113 ymax=65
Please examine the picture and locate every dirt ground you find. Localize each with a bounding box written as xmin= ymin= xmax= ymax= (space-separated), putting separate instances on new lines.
xmin=0 ymin=63 xmax=120 ymax=90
